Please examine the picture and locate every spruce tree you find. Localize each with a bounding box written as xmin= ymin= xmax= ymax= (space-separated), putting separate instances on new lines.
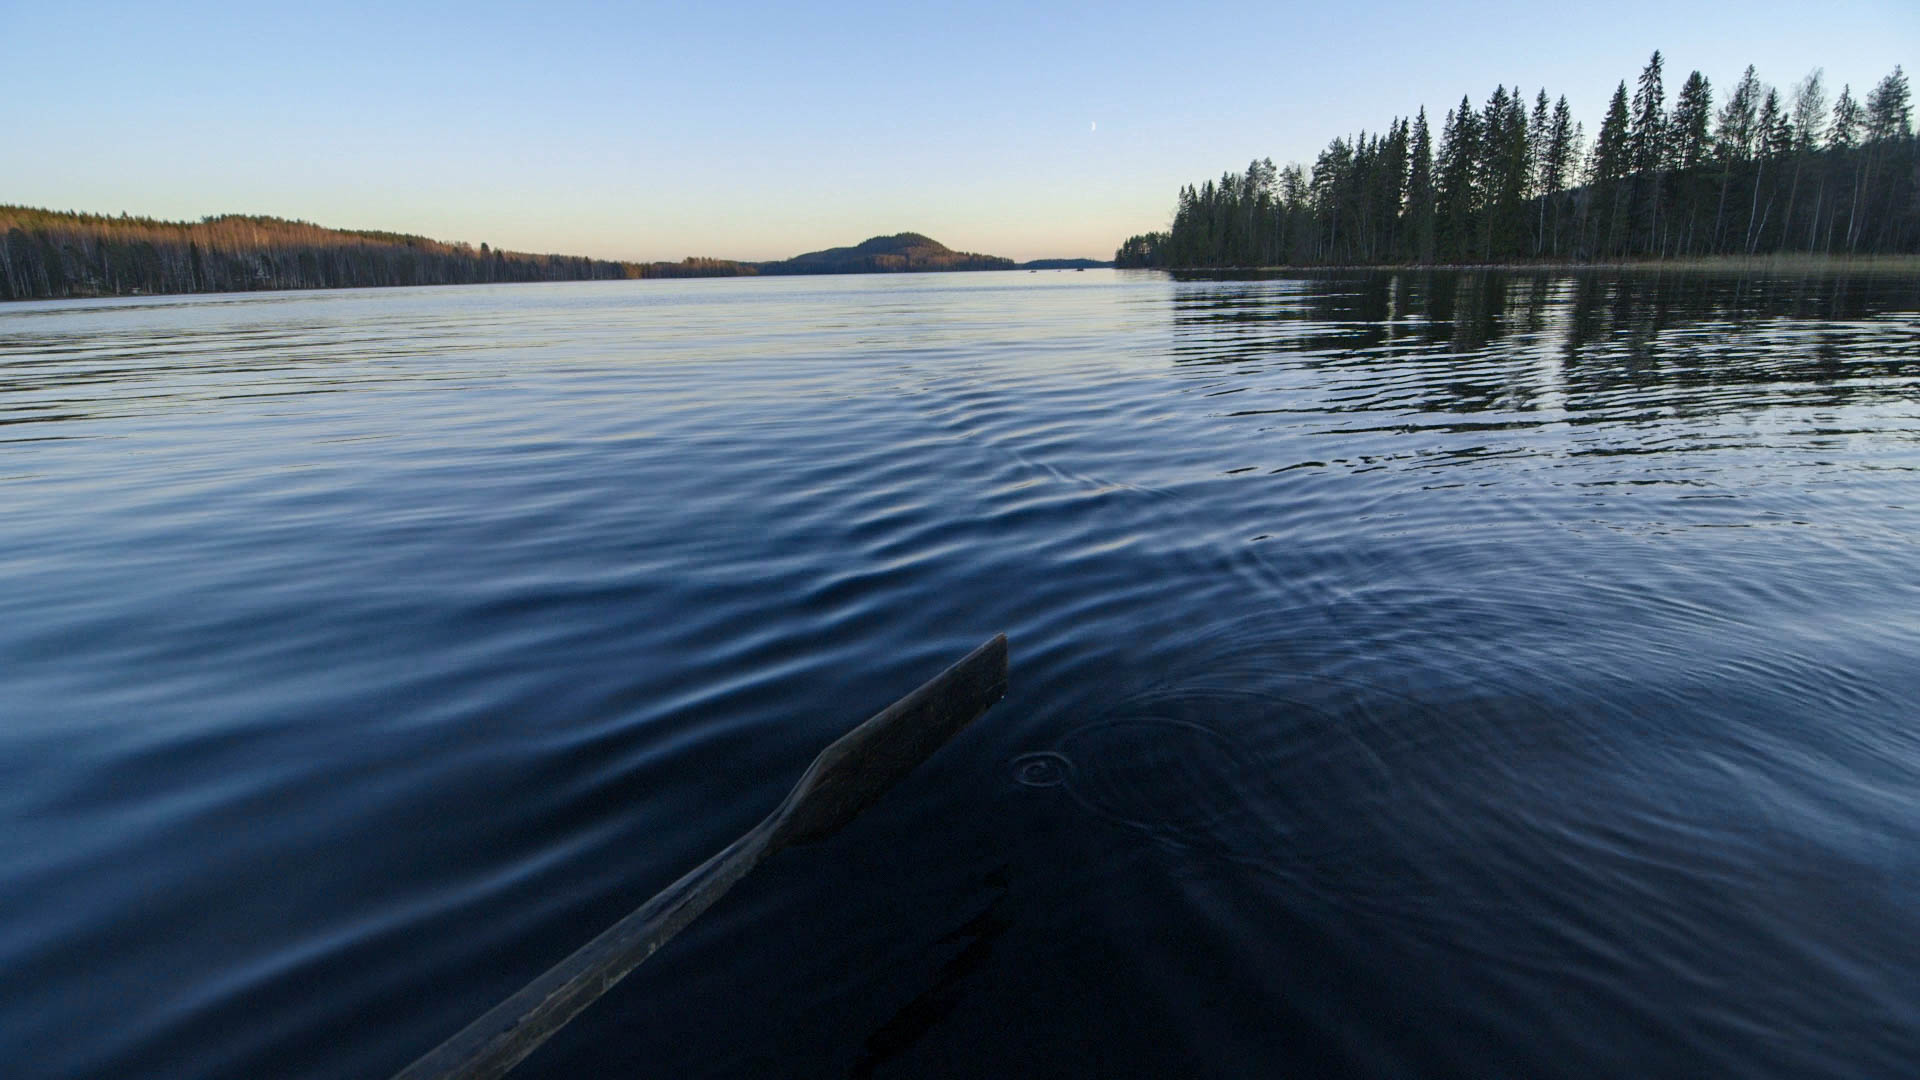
xmin=1591 ymin=82 xmax=1633 ymax=255
xmin=1667 ymin=71 xmax=1714 ymax=253
xmin=1747 ymin=88 xmax=1789 ymax=252
xmin=1376 ymin=120 xmax=1410 ymax=260
xmin=1406 ymin=108 xmax=1436 ymax=262
xmin=1671 ymin=72 xmax=1713 ymax=168
xmin=1543 ymin=96 xmax=1576 ymax=256
xmin=1476 ymin=86 xmax=1519 ymax=259
xmin=1630 ymin=51 xmax=1668 ymax=173
xmin=1434 ymin=97 xmax=1482 ymax=261
xmin=1629 ymin=51 xmax=1668 ymax=253
xmin=1761 ymin=89 xmax=1793 ymax=157
xmin=1484 ymin=87 xmax=1532 ymax=259
xmin=1829 ymin=85 xmax=1863 ymax=150
xmin=1528 ymin=90 xmax=1551 ymax=253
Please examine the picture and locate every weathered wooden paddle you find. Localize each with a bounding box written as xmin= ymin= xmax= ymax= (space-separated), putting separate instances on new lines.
xmin=392 ymin=634 xmax=1009 ymax=1080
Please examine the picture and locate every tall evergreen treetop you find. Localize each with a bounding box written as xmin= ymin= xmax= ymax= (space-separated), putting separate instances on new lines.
xmin=1593 ymin=82 xmax=1633 ymax=183
xmin=1406 ymin=107 xmax=1436 ymax=261
xmin=1829 ymin=85 xmax=1864 ymax=150
xmin=1476 ymin=84 xmax=1533 ymax=258
xmin=1528 ymin=90 xmax=1551 ymax=197
xmin=1544 ymin=96 xmax=1576 ymax=194
xmin=1758 ymin=89 xmax=1792 ymax=159
xmin=1630 ymin=51 xmax=1668 ymax=173
xmin=1671 ymin=71 xmax=1713 ymax=169
xmin=1790 ymin=70 xmax=1827 ymax=152
xmin=1716 ymin=65 xmax=1762 ymax=160
xmin=1865 ymin=66 xmax=1912 ymax=139
xmin=1434 ymin=96 xmax=1483 ymax=259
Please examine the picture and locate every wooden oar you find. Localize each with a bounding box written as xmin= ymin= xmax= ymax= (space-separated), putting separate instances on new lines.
xmin=392 ymin=634 xmax=1010 ymax=1080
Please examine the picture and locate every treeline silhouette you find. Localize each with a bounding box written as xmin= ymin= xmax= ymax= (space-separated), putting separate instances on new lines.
xmin=0 ymin=212 xmax=1042 ymax=302
xmin=0 ymin=203 xmax=1113 ymax=297
xmin=0 ymin=207 xmax=772 ymax=301
xmin=1116 ymin=55 xmax=1915 ymax=267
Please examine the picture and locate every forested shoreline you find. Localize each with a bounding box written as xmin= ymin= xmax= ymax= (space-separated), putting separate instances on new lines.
xmin=0 ymin=208 xmax=760 ymax=301
xmin=0 ymin=213 xmax=1045 ymax=302
xmin=1116 ymin=56 xmax=1915 ymax=268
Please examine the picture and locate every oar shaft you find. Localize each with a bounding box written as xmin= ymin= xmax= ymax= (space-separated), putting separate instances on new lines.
xmin=392 ymin=635 xmax=1008 ymax=1080
xmin=391 ymin=826 xmax=775 ymax=1080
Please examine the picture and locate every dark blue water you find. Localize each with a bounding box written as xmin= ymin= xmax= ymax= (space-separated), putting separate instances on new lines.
xmin=3 ymin=270 xmax=1918 ymax=1078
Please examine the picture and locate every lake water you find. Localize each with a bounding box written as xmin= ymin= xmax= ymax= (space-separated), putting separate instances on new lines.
xmin=3 ymin=269 xmax=1918 ymax=1078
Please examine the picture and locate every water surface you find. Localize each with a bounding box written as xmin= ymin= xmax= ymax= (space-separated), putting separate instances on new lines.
xmin=3 ymin=269 xmax=1918 ymax=1077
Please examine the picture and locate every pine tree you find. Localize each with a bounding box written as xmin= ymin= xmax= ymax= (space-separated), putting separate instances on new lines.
xmin=1859 ymin=67 xmax=1914 ymax=251
xmin=1790 ymin=71 xmax=1827 ymax=152
xmin=1784 ymin=71 xmax=1826 ymax=251
xmin=1864 ymin=66 xmax=1912 ymax=139
xmin=1716 ymin=66 xmax=1762 ymax=160
xmin=1713 ymin=66 xmax=1762 ymax=251
xmin=1312 ymin=138 xmax=1354 ymax=261
xmin=1826 ymin=88 xmax=1865 ymax=252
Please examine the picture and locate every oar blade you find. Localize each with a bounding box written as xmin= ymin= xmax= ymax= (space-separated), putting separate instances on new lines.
xmin=773 ymin=633 xmax=1008 ymax=847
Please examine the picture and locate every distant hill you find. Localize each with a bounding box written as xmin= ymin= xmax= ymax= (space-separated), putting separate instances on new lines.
xmin=1015 ymin=258 xmax=1112 ymax=270
xmin=760 ymin=233 xmax=1015 ymax=274
xmin=0 ymin=207 xmax=1097 ymax=301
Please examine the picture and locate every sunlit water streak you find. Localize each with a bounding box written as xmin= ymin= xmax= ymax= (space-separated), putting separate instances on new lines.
xmin=2 ymin=270 xmax=1917 ymax=1078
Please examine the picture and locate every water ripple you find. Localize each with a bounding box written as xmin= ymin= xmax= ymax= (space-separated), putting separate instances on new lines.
xmin=1 ymin=271 xmax=1917 ymax=1078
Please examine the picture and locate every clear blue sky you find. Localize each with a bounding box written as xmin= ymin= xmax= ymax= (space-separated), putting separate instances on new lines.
xmin=5 ymin=1 xmax=1913 ymax=262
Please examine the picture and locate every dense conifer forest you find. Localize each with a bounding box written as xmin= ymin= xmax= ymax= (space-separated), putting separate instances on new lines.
xmin=1115 ymin=56 xmax=1915 ymax=268
xmin=0 ymin=214 xmax=1045 ymax=302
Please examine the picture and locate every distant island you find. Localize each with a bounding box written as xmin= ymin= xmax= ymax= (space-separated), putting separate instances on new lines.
xmin=761 ymin=233 xmax=1011 ymax=274
xmin=1116 ymin=55 xmax=1914 ymax=269
xmin=0 ymin=209 xmax=1111 ymax=302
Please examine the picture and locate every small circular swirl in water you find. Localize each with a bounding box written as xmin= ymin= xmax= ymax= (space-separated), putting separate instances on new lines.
xmin=1011 ymin=751 xmax=1073 ymax=787
xmin=1054 ymin=712 xmax=1260 ymax=837
xmin=1018 ymin=679 xmax=1383 ymax=860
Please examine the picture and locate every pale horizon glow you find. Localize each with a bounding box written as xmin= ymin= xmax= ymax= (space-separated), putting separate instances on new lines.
xmin=5 ymin=1 xmax=1914 ymax=263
